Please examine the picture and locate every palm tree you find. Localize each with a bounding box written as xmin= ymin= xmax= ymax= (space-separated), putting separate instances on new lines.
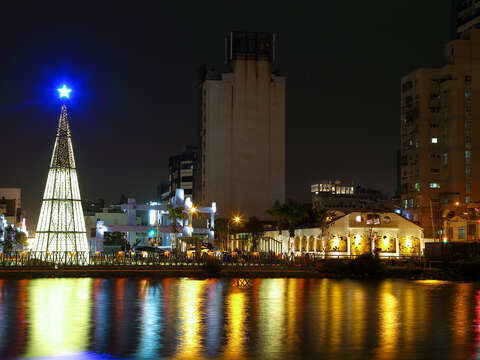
xmin=313 ymin=207 xmax=336 ymax=252
xmin=166 ymin=203 xmax=188 ymax=252
xmin=266 ymin=200 xmax=285 ymax=234
xmin=244 ymin=216 xmax=264 ymax=252
xmin=214 ymin=218 xmax=229 ymax=250
xmin=267 ymin=200 xmax=309 ymax=253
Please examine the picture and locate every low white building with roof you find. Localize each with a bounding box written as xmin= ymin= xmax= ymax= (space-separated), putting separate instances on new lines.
xmin=264 ymin=211 xmax=424 ymax=257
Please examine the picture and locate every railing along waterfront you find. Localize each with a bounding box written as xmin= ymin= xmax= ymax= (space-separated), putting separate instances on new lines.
xmin=0 ymin=251 xmax=424 ymax=268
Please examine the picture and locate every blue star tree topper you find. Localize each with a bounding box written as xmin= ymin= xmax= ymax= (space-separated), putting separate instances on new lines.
xmin=57 ymin=84 xmax=72 ymax=99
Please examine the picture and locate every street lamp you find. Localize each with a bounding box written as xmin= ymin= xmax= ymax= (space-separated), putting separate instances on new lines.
xmin=227 ymin=215 xmax=242 ymax=251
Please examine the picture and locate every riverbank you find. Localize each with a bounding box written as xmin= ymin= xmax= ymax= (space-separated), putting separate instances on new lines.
xmin=0 ymin=264 xmax=470 ymax=280
xmin=0 ymin=255 xmax=478 ymax=280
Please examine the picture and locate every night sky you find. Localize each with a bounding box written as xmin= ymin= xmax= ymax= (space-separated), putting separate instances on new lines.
xmin=1 ymin=1 xmax=451 ymax=229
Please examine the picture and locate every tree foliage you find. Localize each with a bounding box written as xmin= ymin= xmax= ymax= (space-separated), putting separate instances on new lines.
xmin=312 ymin=207 xmax=337 ymax=239
xmin=266 ymin=200 xmax=309 ymax=237
xmin=244 ymin=216 xmax=264 ymax=252
xmin=166 ymin=203 xmax=188 ymax=234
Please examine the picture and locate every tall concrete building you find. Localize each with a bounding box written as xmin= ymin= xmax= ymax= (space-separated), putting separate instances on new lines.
xmin=453 ymin=0 xmax=480 ymax=39
xmin=198 ymin=31 xmax=285 ymax=219
xmin=400 ymin=29 xmax=480 ymax=240
xmin=168 ymin=146 xmax=198 ymax=201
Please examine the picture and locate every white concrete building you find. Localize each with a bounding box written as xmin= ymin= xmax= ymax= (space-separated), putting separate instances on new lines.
xmin=264 ymin=211 xmax=424 ymax=257
xmin=199 ymin=31 xmax=285 ymax=219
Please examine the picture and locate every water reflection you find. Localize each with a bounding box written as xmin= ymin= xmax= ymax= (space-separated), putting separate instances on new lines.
xmin=375 ymin=282 xmax=398 ymax=360
xmin=175 ymin=279 xmax=206 ymax=359
xmin=0 ymin=278 xmax=477 ymax=359
xmin=24 ymin=278 xmax=92 ymax=358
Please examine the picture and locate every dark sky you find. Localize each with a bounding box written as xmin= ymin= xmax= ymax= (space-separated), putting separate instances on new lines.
xmin=1 ymin=1 xmax=451 ymax=229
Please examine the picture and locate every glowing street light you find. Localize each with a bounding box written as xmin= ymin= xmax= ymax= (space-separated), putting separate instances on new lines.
xmin=190 ymin=206 xmax=197 ymax=214
xmin=57 ymin=84 xmax=72 ymax=99
xmin=226 ymin=215 xmax=243 ymax=251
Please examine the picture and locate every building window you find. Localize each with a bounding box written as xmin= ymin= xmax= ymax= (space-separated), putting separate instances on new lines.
xmin=465 ymin=90 xmax=471 ymax=99
xmin=466 ymin=182 xmax=472 ymax=194
xmin=466 ymin=136 xmax=471 ymax=149
xmin=466 ymin=121 xmax=472 ymax=129
xmin=366 ymin=214 xmax=381 ymax=225
xmin=458 ymin=227 xmax=465 ymax=240
xmin=431 ymin=138 xmax=438 ymax=144
xmin=466 ymin=196 xmax=471 ymax=204
xmin=430 ymin=183 xmax=440 ymax=188
xmin=468 ymin=224 xmax=477 ymax=238
xmin=443 ymin=153 xmax=448 ymax=165
xmin=465 ymin=75 xmax=472 ymax=85
xmin=414 ymin=183 xmax=420 ymax=192
xmin=403 ymin=199 xmax=408 ymax=209
xmin=431 ymin=168 xmax=440 ymax=173
xmin=408 ymin=198 xmax=414 ymax=208
xmin=465 ymin=151 xmax=472 ymax=164
xmin=466 ymin=166 xmax=472 ymax=177
xmin=466 ymin=104 xmax=472 ymax=113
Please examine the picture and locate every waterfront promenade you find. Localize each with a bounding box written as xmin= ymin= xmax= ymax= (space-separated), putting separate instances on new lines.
xmin=0 ymin=251 xmax=467 ymax=280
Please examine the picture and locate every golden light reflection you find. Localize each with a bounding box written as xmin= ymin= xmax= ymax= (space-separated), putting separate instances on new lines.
xmin=258 ymin=279 xmax=286 ymax=357
xmin=453 ymin=283 xmax=471 ymax=347
xmin=286 ymin=278 xmax=304 ymax=353
xmin=402 ymin=285 xmax=415 ymax=351
xmin=174 ymin=279 xmax=206 ymax=359
xmin=328 ymin=280 xmax=342 ymax=352
xmin=23 ymin=278 xmax=92 ymax=358
xmin=375 ymin=282 xmax=398 ymax=360
xmin=223 ymin=290 xmax=246 ymax=359
xmin=352 ymin=284 xmax=365 ymax=349
xmin=317 ymin=279 xmax=328 ymax=350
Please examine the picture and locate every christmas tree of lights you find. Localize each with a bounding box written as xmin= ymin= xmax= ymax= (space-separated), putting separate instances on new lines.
xmin=33 ymin=86 xmax=89 ymax=254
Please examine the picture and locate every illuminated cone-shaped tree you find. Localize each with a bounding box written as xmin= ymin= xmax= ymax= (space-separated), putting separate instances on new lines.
xmin=33 ymin=105 xmax=89 ymax=254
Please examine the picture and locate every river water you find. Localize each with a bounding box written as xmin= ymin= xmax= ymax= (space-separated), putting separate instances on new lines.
xmin=0 ymin=278 xmax=479 ymax=359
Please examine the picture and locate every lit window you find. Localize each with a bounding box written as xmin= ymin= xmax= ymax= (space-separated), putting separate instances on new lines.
xmin=431 ymin=138 xmax=438 ymax=144
xmin=430 ymin=183 xmax=440 ymax=188
xmin=408 ymin=198 xmax=414 ymax=208
xmin=466 ymin=167 xmax=472 ymax=177
xmin=414 ymin=183 xmax=420 ymax=192
xmin=466 ymin=196 xmax=471 ymax=204
xmin=443 ymin=153 xmax=448 ymax=165
xmin=355 ymin=215 xmax=363 ymax=223
xmin=465 ymin=151 xmax=472 ymax=164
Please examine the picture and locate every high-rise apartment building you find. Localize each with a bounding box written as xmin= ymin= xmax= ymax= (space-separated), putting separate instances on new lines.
xmin=453 ymin=0 xmax=480 ymax=39
xmin=198 ymin=31 xmax=285 ymax=219
xmin=168 ymin=146 xmax=198 ymax=201
xmin=400 ymin=29 xmax=480 ymax=240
